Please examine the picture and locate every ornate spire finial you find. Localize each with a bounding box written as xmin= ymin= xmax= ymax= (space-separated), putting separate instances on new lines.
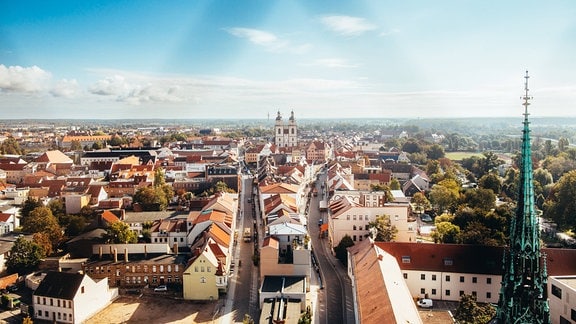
xmin=522 ymin=70 xmax=532 ymax=118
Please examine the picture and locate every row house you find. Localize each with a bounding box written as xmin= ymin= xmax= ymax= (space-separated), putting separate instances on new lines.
xmin=328 ymin=190 xmax=416 ymax=248
xmin=376 ymin=242 xmax=576 ymax=313
xmin=183 ymin=223 xmax=231 ymax=300
xmin=84 ymin=243 xmax=185 ymax=288
xmin=80 ymin=149 xmax=158 ymax=167
xmin=60 ymin=134 xmax=113 ymax=149
xmin=35 ymin=150 xmax=74 ymax=176
xmin=263 ymin=194 xmax=299 ymax=226
xmin=33 ymin=271 xmax=117 ymax=324
xmin=149 ymin=218 xmax=188 ymax=249
xmin=347 ymin=239 xmax=422 ymax=324
xmin=305 ymin=140 xmax=331 ymax=163
xmin=259 ymin=182 xmax=304 ymax=215
xmin=0 ymin=162 xmax=35 ymax=185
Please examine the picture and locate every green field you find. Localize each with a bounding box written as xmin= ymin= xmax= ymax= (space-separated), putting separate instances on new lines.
xmin=445 ymin=152 xmax=483 ymax=161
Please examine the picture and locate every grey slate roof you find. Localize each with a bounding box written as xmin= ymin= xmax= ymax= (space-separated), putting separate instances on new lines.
xmin=33 ymin=271 xmax=84 ymax=300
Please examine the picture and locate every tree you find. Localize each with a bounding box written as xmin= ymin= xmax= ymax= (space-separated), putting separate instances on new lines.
xmin=478 ymin=172 xmax=501 ymax=195
xmin=369 ymin=184 xmax=394 ymax=202
xmin=461 ymin=188 xmax=496 ymax=213
xmin=0 ymin=137 xmax=24 ymax=155
xmin=431 ymin=221 xmax=460 ymax=243
xmin=544 ymin=170 xmax=576 ymax=230
xmin=243 ymin=314 xmax=255 ymax=324
xmin=368 ymin=215 xmax=398 ymax=242
xmin=21 ymin=206 xmax=63 ymax=252
xmin=20 ymin=197 xmax=43 ymax=221
xmin=104 ymin=221 xmax=137 ymax=244
xmin=298 ymin=306 xmax=312 ymax=324
xmin=33 ymin=232 xmax=54 ymax=256
xmin=69 ymin=140 xmax=82 ymax=151
xmin=411 ymin=192 xmax=431 ymax=214
xmin=6 ymin=237 xmax=43 ymax=274
xmin=454 ymin=294 xmax=496 ymax=324
xmin=429 ymin=182 xmax=460 ymax=214
xmin=426 ymin=144 xmax=445 ymax=160
xmin=389 ymin=178 xmax=401 ymax=191
xmin=334 ymin=235 xmax=354 ymax=265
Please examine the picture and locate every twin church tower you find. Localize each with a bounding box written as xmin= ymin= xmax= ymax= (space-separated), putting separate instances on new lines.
xmin=274 ymin=110 xmax=298 ymax=148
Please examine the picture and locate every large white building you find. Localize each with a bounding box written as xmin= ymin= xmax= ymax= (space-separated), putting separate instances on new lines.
xmin=274 ymin=111 xmax=298 ymax=148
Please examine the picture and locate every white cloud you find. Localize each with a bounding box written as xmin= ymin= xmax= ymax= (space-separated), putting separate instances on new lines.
xmin=50 ymin=79 xmax=79 ymax=98
xmin=225 ymin=27 xmax=310 ymax=54
xmin=89 ymin=75 xmax=131 ymax=96
xmin=0 ymin=64 xmax=51 ymax=93
xmin=320 ymin=15 xmax=377 ymax=36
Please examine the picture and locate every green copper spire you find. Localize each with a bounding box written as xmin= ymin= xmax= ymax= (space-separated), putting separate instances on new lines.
xmin=495 ymin=71 xmax=550 ymax=323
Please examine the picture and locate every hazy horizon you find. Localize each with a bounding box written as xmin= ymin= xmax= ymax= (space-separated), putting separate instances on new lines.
xmin=2 ymin=1 xmax=576 ymax=119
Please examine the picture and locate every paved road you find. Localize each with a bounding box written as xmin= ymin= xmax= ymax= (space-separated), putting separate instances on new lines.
xmin=308 ymin=171 xmax=355 ymax=324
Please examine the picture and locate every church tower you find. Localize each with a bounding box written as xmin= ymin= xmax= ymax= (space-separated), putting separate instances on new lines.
xmin=495 ymin=71 xmax=550 ymax=323
xmin=274 ymin=110 xmax=298 ymax=147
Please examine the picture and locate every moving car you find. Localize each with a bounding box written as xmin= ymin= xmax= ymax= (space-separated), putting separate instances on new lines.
xmin=154 ymin=285 xmax=167 ymax=292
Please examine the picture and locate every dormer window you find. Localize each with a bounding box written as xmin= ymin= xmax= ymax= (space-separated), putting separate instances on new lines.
xmin=402 ymin=256 xmax=411 ymax=264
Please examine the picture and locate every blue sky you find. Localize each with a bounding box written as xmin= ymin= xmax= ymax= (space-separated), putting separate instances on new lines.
xmin=1 ymin=1 xmax=576 ymax=119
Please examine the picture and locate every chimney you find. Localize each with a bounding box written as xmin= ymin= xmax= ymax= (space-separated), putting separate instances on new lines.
xmin=377 ymin=254 xmax=383 ymax=261
xmin=99 ymin=246 xmax=103 ymax=260
xmin=173 ymin=243 xmax=179 ymax=255
xmin=124 ymin=248 xmax=128 ymax=263
xmin=113 ymin=248 xmax=118 ymax=263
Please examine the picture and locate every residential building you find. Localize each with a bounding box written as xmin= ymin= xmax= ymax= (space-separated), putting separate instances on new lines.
xmin=33 ymin=271 xmax=117 ymax=324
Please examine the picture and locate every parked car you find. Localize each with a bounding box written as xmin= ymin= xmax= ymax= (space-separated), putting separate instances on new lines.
xmin=420 ymin=214 xmax=433 ymax=222
xmin=154 ymin=285 xmax=167 ymax=292
xmin=417 ymin=298 xmax=433 ymax=308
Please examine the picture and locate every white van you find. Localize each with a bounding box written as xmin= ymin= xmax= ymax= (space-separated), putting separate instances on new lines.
xmin=417 ymin=298 xmax=433 ymax=308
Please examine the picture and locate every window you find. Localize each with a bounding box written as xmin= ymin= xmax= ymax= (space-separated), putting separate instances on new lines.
xmin=353 ymin=235 xmax=357 ymax=241
xmin=472 ymin=277 xmax=477 ymax=283
xmin=443 ymin=258 xmax=453 ymax=266
xmin=560 ymin=316 xmax=571 ymax=324
xmin=347 ymin=215 xmax=350 ymax=220
xmin=45 ymin=311 xmax=49 ymax=317
xmin=487 ymin=278 xmax=492 ymax=284
xmin=459 ymin=290 xmax=464 ymax=296
xmin=472 ymin=291 xmax=477 ymax=297
xmin=403 ymin=273 xmax=408 ymax=279
xmin=446 ymin=275 xmax=450 ymax=282
xmin=552 ymin=284 xmax=563 ymax=299
xmin=58 ymin=312 xmax=61 ymax=319
xmin=487 ymin=292 xmax=492 ymax=299
xmin=445 ymin=290 xmax=451 ymax=296
xmin=571 ymin=308 xmax=576 ymax=321
xmin=50 ymin=298 xmax=53 ymax=306
xmin=432 ymin=289 xmax=437 ymax=295
xmin=365 ymin=225 xmax=369 ymax=230
xmin=402 ymin=256 xmax=411 ymax=264
xmin=421 ymin=274 xmax=425 ymax=280
xmin=432 ymin=274 xmax=437 ymax=281
xmin=460 ymin=276 xmax=465 ymax=283
xmin=420 ymin=288 xmax=425 ymax=294
xmin=353 ymin=225 xmax=357 ymax=230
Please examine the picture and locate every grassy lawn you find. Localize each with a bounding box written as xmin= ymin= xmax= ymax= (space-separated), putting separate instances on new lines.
xmin=445 ymin=151 xmax=483 ymax=161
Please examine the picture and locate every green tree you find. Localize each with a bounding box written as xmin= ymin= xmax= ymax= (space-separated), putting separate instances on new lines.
xmin=454 ymin=294 xmax=496 ymax=324
xmin=544 ymin=170 xmax=576 ymax=230
xmin=66 ymin=215 xmax=87 ymax=236
xmin=411 ymin=192 xmax=431 ymax=214
xmin=0 ymin=137 xmax=24 ymax=155
xmin=369 ymin=184 xmax=394 ymax=202
xmin=431 ymin=221 xmax=460 ymax=243
xmin=298 ymin=306 xmax=312 ymax=324
xmin=20 ymin=197 xmax=43 ymax=221
xmin=429 ymin=182 xmax=459 ymax=214
xmin=104 ymin=221 xmax=137 ymax=244
xmin=461 ymin=188 xmax=496 ymax=213
xmin=368 ymin=215 xmax=398 ymax=242
xmin=478 ymin=172 xmax=501 ymax=195
xmin=6 ymin=237 xmax=43 ymax=274
xmin=426 ymin=143 xmax=445 ymax=160
xmin=389 ymin=178 xmax=401 ymax=191
xmin=21 ymin=206 xmax=63 ymax=252
xmin=334 ymin=235 xmax=354 ymax=265
xmin=69 ymin=140 xmax=82 ymax=151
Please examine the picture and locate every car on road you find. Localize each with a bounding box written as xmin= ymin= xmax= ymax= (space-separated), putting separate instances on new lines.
xmin=420 ymin=214 xmax=433 ymax=222
xmin=417 ymin=298 xmax=433 ymax=308
xmin=154 ymin=285 xmax=168 ymax=292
